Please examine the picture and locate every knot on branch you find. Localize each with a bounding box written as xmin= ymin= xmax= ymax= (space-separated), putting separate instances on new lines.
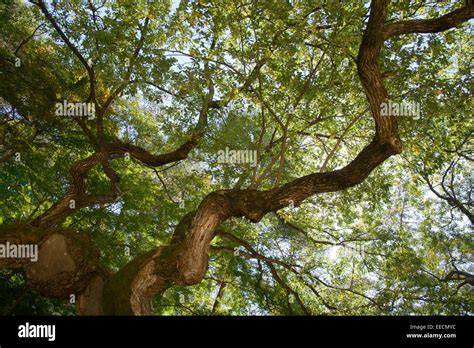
xmin=387 ymin=136 xmax=402 ymax=155
xmin=225 ymin=190 xmax=267 ymax=222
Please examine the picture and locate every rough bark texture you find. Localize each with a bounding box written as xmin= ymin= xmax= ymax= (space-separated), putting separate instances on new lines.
xmin=0 ymin=223 xmax=106 ymax=313
xmin=383 ymin=1 xmax=474 ymax=39
xmin=2 ymin=0 xmax=472 ymax=315
xmin=100 ymin=0 xmax=472 ymax=315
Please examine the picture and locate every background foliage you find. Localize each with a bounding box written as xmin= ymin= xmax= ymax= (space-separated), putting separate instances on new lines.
xmin=0 ymin=0 xmax=472 ymax=315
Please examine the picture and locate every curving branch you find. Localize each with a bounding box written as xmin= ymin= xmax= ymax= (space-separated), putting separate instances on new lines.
xmin=99 ymin=0 xmax=473 ymax=315
xmin=443 ymin=270 xmax=474 ymax=291
xmin=100 ymin=0 xmax=400 ymax=314
xmin=7 ymin=0 xmax=472 ymax=316
xmin=31 ymin=152 xmax=121 ymax=228
xmin=0 ymin=222 xmax=106 ymax=315
xmin=29 ymin=90 xmax=214 ymax=228
xmin=384 ymin=1 xmax=473 ymax=40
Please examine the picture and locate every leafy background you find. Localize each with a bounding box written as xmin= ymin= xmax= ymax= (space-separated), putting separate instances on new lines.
xmin=0 ymin=0 xmax=472 ymax=315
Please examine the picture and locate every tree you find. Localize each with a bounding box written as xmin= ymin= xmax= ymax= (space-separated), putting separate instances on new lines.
xmin=0 ymin=0 xmax=472 ymax=315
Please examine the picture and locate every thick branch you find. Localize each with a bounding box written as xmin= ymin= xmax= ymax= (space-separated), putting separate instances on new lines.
xmin=31 ymin=152 xmax=120 ymax=228
xmin=384 ymin=3 xmax=474 ymax=40
xmin=101 ymin=0 xmax=402 ymax=315
xmin=0 ymin=222 xmax=106 ymax=315
xmin=20 ymin=0 xmax=473 ymax=316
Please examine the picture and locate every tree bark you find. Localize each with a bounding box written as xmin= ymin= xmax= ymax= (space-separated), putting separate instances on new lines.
xmin=2 ymin=0 xmax=472 ymax=316
xmin=0 ymin=222 xmax=107 ymax=314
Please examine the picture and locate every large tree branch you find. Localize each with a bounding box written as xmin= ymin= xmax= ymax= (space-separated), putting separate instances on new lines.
xmin=357 ymin=0 xmax=400 ymax=151
xmin=384 ymin=2 xmax=474 ymax=40
xmin=31 ymin=152 xmax=122 ymax=228
xmin=103 ymin=0 xmax=474 ymax=315
xmin=30 ymin=98 xmax=214 ymax=228
xmin=443 ymin=270 xmax=474 ymax=291
xmin=15 ymin=0 xmax=473 ymax=316
xmin=30 ymin=61 xmax=215 ymax=227
xmin=0 ymin=222 xmax=106 ymax=315
xmin=100 ymin=0 xmax=402 ymax=315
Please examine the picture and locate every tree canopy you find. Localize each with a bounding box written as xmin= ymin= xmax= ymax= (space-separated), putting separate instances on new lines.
xmin=0 ymin=0 xmax=473 ymax=315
